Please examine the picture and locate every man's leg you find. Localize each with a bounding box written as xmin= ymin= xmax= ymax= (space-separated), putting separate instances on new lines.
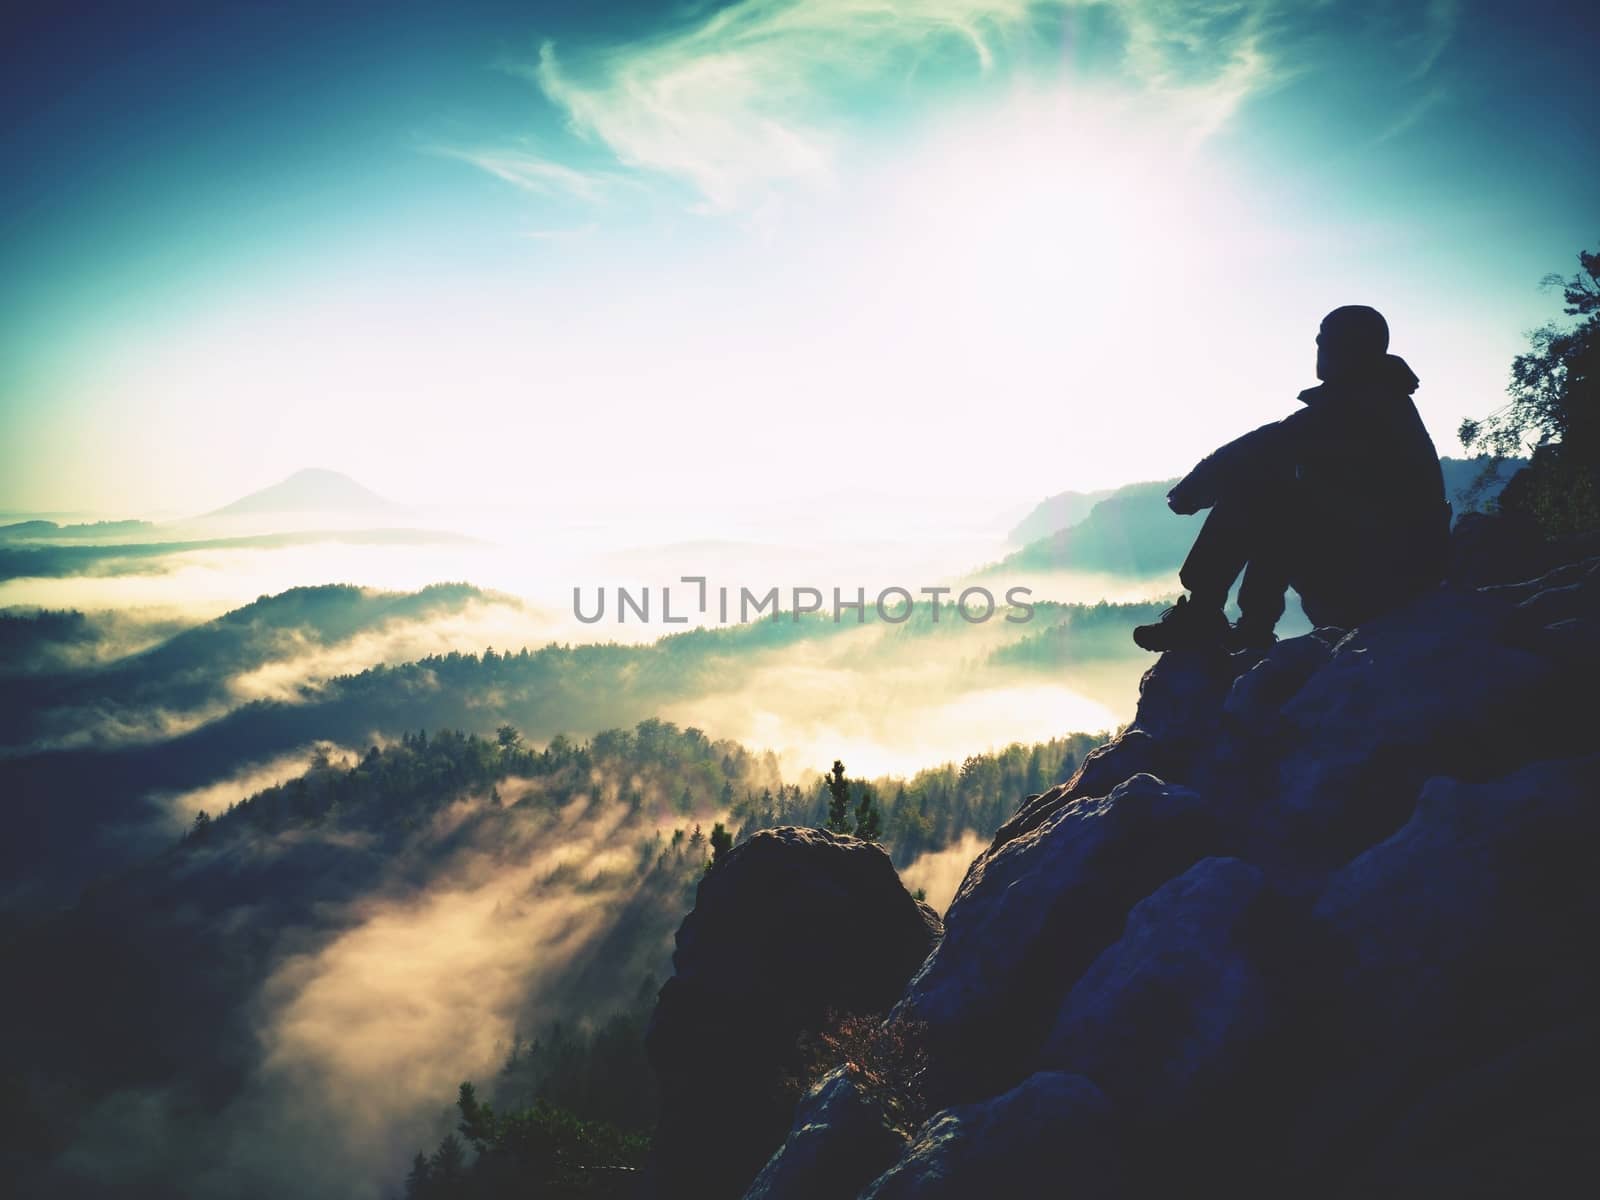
xmin=1234 ymin=555 xmax=1290 ymax=644
xmin=1232 ymin=475 xmax=1303 ymax=643
xmin=1136 ymin=465 xmax=1295 ymax=652
xmin=1176 ymin=497 xmax=1252 ymax=612
xmin=1181 ymin=461 xmax=1298 ymax=619
xmin=1133 ymin=498 xmax=1254 ymax=652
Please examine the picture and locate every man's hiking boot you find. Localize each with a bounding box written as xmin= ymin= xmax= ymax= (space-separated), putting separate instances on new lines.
xmin=1132 ymin=596 xmax=1229 ymax=652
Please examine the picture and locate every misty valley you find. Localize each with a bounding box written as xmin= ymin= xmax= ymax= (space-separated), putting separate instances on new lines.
xmin=0 ymin=454 xmax=1526 ymax=1197
xmin=0 ymin=475 xmax=1177 ymax=1197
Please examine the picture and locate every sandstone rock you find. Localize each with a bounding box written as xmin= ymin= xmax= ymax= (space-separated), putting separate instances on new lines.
xmin=1124 ymin=646 xmax=1237 ymax=764
xmin=1447 ymin=510 xmax=1550 ymax=587
xmin=1497 ymin=557 xmax=1600 ymax=651
xmin=1524 ymin=614 xmax=1600 ymax=666
xmin=858 ymin=1072 xmax=1123 ymax=1200
xmin=659 ymin=547 xmax=1600 ymax=1200
xmin=648 ymin=827 xmax=941 ymax=1200
xmin=1516 ymin=578 xmax=1599 ymax=626
xmin=895 ymin=774 xmax=1227 ymax=1102
xmin=1280 ymin=756 xmax=1600 ymax=1193
xmin=1223 ymin=634 xmax=1333 ymax=727
xmin=1475 ymin=551 xmax=1598 ymax=607
xmin=1311 ymin=755 xmax=1600 ymax=1067
xmin=1041 ymin=857 xmax=1271 ymax=1123
xmin=990 ymin=729 xmax=1158 ymax=849
xmin=993 ymin=648 xmax=1242 ymax=852
xmin=1330 ymin=1019 xmax=1600 ymax=1199
xmin=1259 ymin=586 xmax=1558 ymax=868
xmin=741 ymin=1066 xmax=909 ymax=1200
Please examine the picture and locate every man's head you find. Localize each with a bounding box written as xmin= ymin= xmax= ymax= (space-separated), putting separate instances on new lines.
xmin=1316 ymin=305 xmax=1389 ymax=381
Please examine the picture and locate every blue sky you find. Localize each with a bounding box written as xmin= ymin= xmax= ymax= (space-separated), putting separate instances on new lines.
xmin=2 ymin=0 xmax=1596 ymax=517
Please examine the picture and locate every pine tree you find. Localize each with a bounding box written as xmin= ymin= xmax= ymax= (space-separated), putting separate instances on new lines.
xmin=404 ymin=1151 xmax=433 ymax=1199
xmin=709 ymin=822 xmax=734 ymax=866
xmin=825 ymin=760 xmax=852 ymax=833
xmin=429 ymin=1132 xmax=466 ymax=1181
xmin=854 ymin=785 xmax=882 ymax=842
xmin=457 ymin=1080 xmax=497 ymax=1149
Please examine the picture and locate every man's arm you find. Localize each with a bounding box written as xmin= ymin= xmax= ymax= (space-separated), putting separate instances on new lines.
xmin=1166 ymin=417 xmax=1297 ymax=514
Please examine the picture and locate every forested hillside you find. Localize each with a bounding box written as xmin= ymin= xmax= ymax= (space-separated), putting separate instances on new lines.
xmin=3 ymin=588 xmax=1153 ymax=906
xmin=1 ymin=714 xmax=1099 ymax=1198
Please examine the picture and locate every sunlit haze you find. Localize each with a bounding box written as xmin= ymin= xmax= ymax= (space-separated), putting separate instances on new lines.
xmin=5 ymin=1 xmax=1595 ymax=523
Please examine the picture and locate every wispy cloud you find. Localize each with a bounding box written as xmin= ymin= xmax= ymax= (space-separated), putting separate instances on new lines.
xmin=1410 ymin=0 xmax=1461 ymax=81
xmin=1371 ymin=82 xmax=1450 ymax=145
xmin=516 ymin=0 xmax=1292 ymax=211
xmin=428 ymin=144 xmax=625 ymax=203
xmin=454 ymin=1 xmax=1461 ymax=216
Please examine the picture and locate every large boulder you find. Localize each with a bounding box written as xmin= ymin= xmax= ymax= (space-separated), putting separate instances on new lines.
xmin=1310 ymin=754 xmax=1600 ymax=1075
xmin=1255 ymin=586 xmax=1559 ymax=870
xmin=741 ymin=1066 xmax=910 ymax=1200
xmin=991 ymin=647 xmax=1240 ymax=852
xmin=1282 ymin=755 xmax=1600 ymax=1192
xmin=1223 ymin=632 xmax=1336 ymax=730
xmin=1476 ymin=554 xmax=1599 ymax=605
xmin=683 ymin=548 xmax=1600 ymax=1200
xmin=1331 ymin=1019 xmax=1600 ymax=1198
xmin=1124 ymin=645 xmax=1238 ymax=757
xmin=991 ymin=729 xmax=1159 ymax=849
xmin=1041 ymin=857 xmax=1271 ymax=1126
xmin=647 ymin=827 xmax=941 ymax=1200
xmin=1447 ymin=510 xmax=1551 ymax=587
xmin=1506 ymin=559 xmax=1600 ymax=623
xmin=859 ymin=1072 xmax=1124 ymax=1200
xmin=1501 ymin=557 xmax=1600 ymax=676
xmin=895 ymin=774 xmax=1228 ymax=1102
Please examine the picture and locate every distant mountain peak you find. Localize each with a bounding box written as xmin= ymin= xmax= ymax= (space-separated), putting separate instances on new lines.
xmin=206 ymin=468 xmax=402 ymax=517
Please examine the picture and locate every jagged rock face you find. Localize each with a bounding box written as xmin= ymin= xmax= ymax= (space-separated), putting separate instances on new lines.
xmin=991 ymin=728 xmax=1160 ymax=848
xmin=1041 ymin=856 xmax=1271 ymax=1124
xmin=1223 ymin=630 xmax=1336 ymax=728
xmin=741 ymin=1066 xmax=909 ymax=1200
xmin=647 ymin=827 xmax=941 ymax=1200
xmin=1287 ymin=755 xmax=1600 ymax=1191
xmin=658 ymin=538 xmax=1600 ymax=1199
xmin=895 ymin=774 xmax=1229 ymax=1103
xmin=1124 ymin=645 xmax=1238 ymax=759
xmin=857 ymin=1072 xmax=1123 ymax=1199
xmin=1450 ymin=510 xmax=1600 ymax=588
xmin=1447 ymin=510 xmax=1552 ymax=587
xmin=991 ymin=647 xmax=1241 ymax=852
xmin=1257 ymin=586 xmax=1561 ymax=872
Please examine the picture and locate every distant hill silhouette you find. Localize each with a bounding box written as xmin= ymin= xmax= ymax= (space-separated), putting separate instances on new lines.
xmin=1007 ymin=487 xmax=1118 ymax=545
xmin=987 ymin=456 xmax=1527 ymax=579
xmin=0 ymin=527 xmax=477 ymax=582
xmin=206 ymin=467 xmax=402 ymax=517
xmin=0 ymin=518 xmax=153 ymax=540
xmin=993 ymin=479 xmax=1202 ymax=578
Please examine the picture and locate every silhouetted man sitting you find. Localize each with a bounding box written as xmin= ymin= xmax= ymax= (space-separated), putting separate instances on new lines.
xmin=1133 ymin=305 xmax=1449 ymax=653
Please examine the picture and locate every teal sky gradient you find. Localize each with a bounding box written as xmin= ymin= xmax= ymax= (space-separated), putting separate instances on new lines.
xmin=2 ymin=1 xmax=1595 ymax=517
